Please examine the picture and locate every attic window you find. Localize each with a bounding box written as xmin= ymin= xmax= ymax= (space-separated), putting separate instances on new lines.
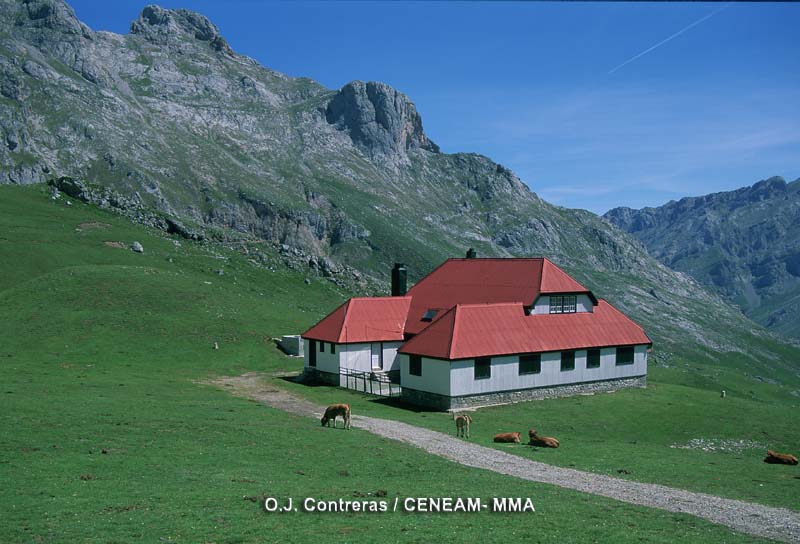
xmin=421 ymin=309 xmax=439 ymax=322
xmin=550 ymin=295 xmax=577 ymax=314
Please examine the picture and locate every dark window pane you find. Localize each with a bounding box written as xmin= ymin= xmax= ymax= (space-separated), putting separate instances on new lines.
xmin=560 ymin=350 xmax=575 ymax=371
xmin=475 ymin=357 xmax=491 ymax=379
xmin=330 ymin=343 xmax=336 ymax=354
xmin=519 ymin=353 xmax=541 ymax=375
xmin=587 ymin=349 xmax=600 ymax=369
xmin=616 ymin=346 xmax=635 ymax=366
xmin=409 ymin=355 xmax=422 ymax=376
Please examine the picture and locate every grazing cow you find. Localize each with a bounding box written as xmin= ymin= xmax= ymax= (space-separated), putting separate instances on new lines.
xmin=493 ymin=432 xmax=521 ymax=444
xmin=453 ymin=413 xmax=472 ymax=439
xmin=764 ymin=450 xmax=798 ymax=465
xmin=528 ymin=429 xmax=560 ymax=448
xmin=321 ymin=403 xmax=351 ymax=430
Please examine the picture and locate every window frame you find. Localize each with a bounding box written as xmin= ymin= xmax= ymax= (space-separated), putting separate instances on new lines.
xmin=409 ymin=355 xmax=422 ymax=376
xmin=616 ymin=346 xmax=635 ymax=366
xmin=549 ymin=294 xmax=578 ymax=314
xmin=474 ymin=357 xmax=492 ymax=380
xmin=560 ymin=350 xmax=576 ymax=371
xmin=587 ymin=348 xmax=601 ymax=369
xmin=519 ymin=353 xmax=541 ymax=375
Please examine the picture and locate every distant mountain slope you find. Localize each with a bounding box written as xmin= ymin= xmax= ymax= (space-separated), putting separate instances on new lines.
xmin=605 ymin=177 xmax=800 ymax=338
xmin=1 ymin=0 xmax=797 ymax=375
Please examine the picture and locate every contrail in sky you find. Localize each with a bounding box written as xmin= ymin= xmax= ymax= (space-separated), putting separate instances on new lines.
xmin=608 ymin=3 xmax=732 ymax=75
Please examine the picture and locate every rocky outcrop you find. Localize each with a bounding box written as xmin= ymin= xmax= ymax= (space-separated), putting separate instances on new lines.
xmin=130 ymin=4 xmax=233 ymax=54
xmin=325 ymin=81 xmax=440 ymax=160
xmin=48 ymin=177 xmax=204 ymax=240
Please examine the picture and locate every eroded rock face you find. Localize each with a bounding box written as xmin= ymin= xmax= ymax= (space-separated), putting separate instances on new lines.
xmin=130 ymin=4 xmax=232 ymax=54
xmin=325 ymin=81 xmax=440 ymax=160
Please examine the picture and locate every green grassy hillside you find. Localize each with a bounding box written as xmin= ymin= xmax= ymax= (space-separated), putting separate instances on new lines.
xmin=3 ymin=185 xmax=782 ymax=543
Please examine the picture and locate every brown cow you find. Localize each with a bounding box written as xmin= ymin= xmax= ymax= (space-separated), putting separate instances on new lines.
xmin=321 ymin=403 xmax=351 ymax=430
xmin=764 ymin=450 xmax=798 ymax=465
xmin=493 ymin=432 xmax=521 ymax=443
xmin=529 ymin=429 xmax=560 ymax=448
xmin=453 ymin=413 xmax=472 ymax=439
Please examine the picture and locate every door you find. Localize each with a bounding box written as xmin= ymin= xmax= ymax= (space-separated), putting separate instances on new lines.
xmin=309 ymin=340 xmax=317 ymax=367
xmin=371 ymin=342 xmax=383 ymax=370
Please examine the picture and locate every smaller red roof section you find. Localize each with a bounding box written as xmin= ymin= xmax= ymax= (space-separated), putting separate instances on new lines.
xmin=303 ymin=297 xmax=412 ymax=344
xmin=403 ymin=258 xmax=591 ymax=335
xmin=400 ymin=300 xmax=651 ymax=360
xmin=540 ymin=258 xmax=589 ymax=293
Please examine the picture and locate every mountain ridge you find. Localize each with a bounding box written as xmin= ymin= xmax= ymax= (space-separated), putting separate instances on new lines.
xmin=2 ymin=0 xmax=798 ymax=377
xmin=605 ymin=176 xmax=800 ymax=339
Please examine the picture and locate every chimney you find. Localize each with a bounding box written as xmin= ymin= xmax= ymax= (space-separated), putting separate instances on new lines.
xmin=466 ymin=248 xmax=477 ymax=259
xmin=391 ymin=263 xmax=407 ymax=296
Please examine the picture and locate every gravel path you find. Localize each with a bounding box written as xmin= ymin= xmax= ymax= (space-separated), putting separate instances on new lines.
xmin=208 ymin=373 xmax=800 ymax=543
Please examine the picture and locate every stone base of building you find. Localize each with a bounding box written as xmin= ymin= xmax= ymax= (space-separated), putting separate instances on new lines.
xmin=401 ymin=375 xmax=647 ymax=411
xmin=301 ymin=367 xmax=340 ymax=386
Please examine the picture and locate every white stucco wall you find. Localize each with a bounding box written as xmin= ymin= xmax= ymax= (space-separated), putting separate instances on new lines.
xmin=399 ymin=354 xmax=451 ymax=396
xmin=340 ymin=343 xmax=371 ymax=372
xmin=448 ymin=344 xmax=648 ymax=397
xmin=304 ymin=340 xmax=404 ymax=374
xmin=382 ymin=341 xmax=403 ymax=372
xmin=303 ymin=338 xmax=340 ymax=374
xmin=531 ymin=294 xmax=594 ymax=315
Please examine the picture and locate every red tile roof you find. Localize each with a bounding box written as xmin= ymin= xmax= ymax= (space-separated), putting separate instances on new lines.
xmin=303 ymin=297 xmax=412 ymax=343
xmin=403 ymin=258 xmax=590 ymax=335
xmin=399 ymin=300 xmax=651 ymax=360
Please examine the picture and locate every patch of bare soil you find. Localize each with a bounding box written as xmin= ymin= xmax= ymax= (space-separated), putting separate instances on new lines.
xmin=205 ymin=372 xmax=800 ymax=543
xmin=77 ymin=222 xmax=111 ymax=231
xmin=103 ymin=241 xmax=126 ymax=249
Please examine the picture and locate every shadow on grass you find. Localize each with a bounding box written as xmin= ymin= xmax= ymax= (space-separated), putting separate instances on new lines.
xmin=277 ymin=375 xmax=442 ymax=414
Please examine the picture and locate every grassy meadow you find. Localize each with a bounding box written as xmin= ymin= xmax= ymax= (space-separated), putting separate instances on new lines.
xmin=0 ymin=184 xmax=795 ymax=543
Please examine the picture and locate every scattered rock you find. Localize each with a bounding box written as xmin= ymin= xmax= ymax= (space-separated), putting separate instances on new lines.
xmin=130 ymin=241 xmax=144 ymax=253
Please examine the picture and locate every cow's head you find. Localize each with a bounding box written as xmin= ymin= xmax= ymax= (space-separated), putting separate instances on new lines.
xmin=320 ymin=415 xmax=329 ymax=426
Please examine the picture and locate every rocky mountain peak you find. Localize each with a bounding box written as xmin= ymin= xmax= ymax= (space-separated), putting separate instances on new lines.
xmin=325 ymin=80 xmax=440 ymax=160
xmin=7 ymin=0 xmax=90 ymax=37
xmin=130 ymin=4 xmax=232 ymax=53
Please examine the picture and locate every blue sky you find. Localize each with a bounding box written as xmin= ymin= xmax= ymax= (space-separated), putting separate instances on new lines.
xmin=68 ymin=1 xmax=799 ymax=214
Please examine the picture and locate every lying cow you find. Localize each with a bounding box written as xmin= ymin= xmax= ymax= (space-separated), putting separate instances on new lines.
xmin=321 ymin=403 xmax=351 ymax=430
xmin=529 ymin=429 xmax=560 ymax=448
xmin=493 ymin=432 xmax=521 ymax=444
xmin=453 ymin=413 xmax=472 ymax=439
xmin=764 ymin=450 xmax=798 ymax=465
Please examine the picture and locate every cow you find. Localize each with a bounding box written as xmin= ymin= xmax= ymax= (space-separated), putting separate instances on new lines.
xmin=453 ymin=413 xmax=472 ymax=439
xmin=321 ymin=403 xmax=351 ymax=430
xmin=493 ymin=432 xmax=521 ymax=444
xmin=528 ymin=429 xmax=560 ymax=448
xmin=764 ymin=450 xmax=798 ymax=465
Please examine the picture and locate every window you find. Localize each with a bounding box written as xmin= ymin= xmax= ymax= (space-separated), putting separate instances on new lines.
xmin=330 ymin=343 xmax=336 ymax=354
xmin=616 ymin=346 xmax=635 ymax=366
xmin=421 ymin=309 xmax=439 ymax=322
xmin=587 ymin=349 xmax=600 ymax=369
xmin=319 ymin=341 xmax=325 ymax=352
xmin=549 ymin=295 xmax=577 ymax=314
xmin=409 ymin=355 xmax=422 ymax=376
xmin=519 ymin=353 xmax=541 ymax=375
xmin=560 ymin=350 xmax=575 ymax=371
xmin=474 ymin=357 xmax=491 ymax=380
